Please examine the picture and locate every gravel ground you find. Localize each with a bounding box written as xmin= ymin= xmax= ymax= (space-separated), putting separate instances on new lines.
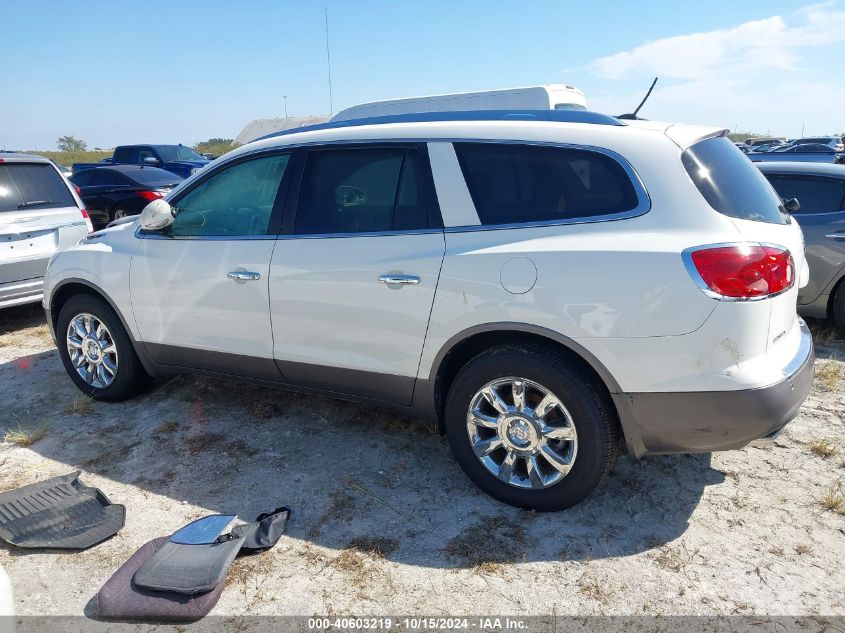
xmin=1 ymin=302 xmax=844 ymax=621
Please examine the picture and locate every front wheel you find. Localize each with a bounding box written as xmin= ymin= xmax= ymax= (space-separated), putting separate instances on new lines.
xmin=56 ymin=294 xmax=152 ymax=401
xmin=445 ymin=345 xmax=618 ymax=511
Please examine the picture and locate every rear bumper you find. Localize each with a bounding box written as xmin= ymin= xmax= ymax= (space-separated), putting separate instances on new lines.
xmin=0 ymin=277 xmax=44 ymax=309
xmin=620 ymin=320 xmax=815 ymax=456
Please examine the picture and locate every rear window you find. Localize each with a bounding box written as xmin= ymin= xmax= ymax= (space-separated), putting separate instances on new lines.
xmin=454 ymin=143 xmax=640 ymax=226
xmin=131 ymin=168 xmax=182 ymax=186
xmin=681 ymin=136 xmax=788 ymax=225
xmin=0 ymin=163 xmax=76 ymax=213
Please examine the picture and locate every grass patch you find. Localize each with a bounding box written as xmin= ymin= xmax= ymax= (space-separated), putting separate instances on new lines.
xmin=184 ymin=432 xmax=226 ymax=454
xmin=3 ymin=424 xmax=48 ymax=446
xmin=347 ymin=536 xmax=399 ymax=559
xmin=308 ymin=492 xmax=356 ymax=538
xmin=154 ymin=419 xmax=180 ymax=435
xmin=63 ymin=395 xmax=95 ymax=415
xmin=444 ymin=516 xmax=526 ymax=570
xmin=794 ymin=543 xmax=813 ymax=555
xmin=27 ymin=150 xmax=112 ymax=168
xmin=820 ymin=483 xmax=845 ymax=514
xmin=809 ymin=439 xmax=838 ymax=459
xmin=815 ymin=359 xmax=843 ymax=391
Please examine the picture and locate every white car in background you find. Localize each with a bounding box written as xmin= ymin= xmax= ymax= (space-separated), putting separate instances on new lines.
xmin=1 ymin=153 xmax=92 ymax=309
xmin=42 ymin=110 xmax=814 ymax=511
xmin=331 ymin=84 xmax=588 ymax=121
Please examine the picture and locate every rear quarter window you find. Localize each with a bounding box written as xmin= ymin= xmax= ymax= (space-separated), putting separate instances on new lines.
xmin=454 ymin=142 xmax=640 ymax=226
xmin=681 ymin=136 xmax=788 ymax=225
xmin=0 ymin=163 xmax=76 ymax=212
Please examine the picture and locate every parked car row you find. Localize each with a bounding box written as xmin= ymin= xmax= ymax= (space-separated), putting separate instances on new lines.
xmin=742 ymin=135 xmax=845 ymax=165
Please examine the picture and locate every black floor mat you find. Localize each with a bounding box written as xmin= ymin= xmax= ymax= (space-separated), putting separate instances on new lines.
xmin=0 ymin=471 xmax=125 ymax=549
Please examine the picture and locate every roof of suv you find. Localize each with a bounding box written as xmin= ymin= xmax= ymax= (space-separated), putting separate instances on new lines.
xmin=256 ymin=109 xmax=626 ymax=142
xmin=0 ymin=152 xmax=52 ymax=163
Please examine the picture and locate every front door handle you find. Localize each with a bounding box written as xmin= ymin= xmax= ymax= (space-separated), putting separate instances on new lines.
xmin=227 ymin=271 xmax=261 ymax=281
xmin=824 ymin=231 xmax=845 ymax=241
xmin=378 ymin=274 xmax=420 ymax=285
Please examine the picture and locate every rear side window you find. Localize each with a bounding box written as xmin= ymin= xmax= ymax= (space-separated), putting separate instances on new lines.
xmin=453 ymin=143 xmax=640 ymax=226
xmin=295 ymin=147 xmax=429 ymax=234
xmin=682 ymin=136 xmax=788 ymax=225
xmin=112 ymin=147 xmax=136 ymax=163
xmin=0 ymin=163 xmax=76 ymax=212
xmin=765 ymin=175 xmax=845 ymax=214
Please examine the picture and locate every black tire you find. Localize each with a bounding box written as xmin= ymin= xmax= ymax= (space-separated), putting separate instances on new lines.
xmin=444 ymin=345 xmax=618 ymax=511
xmin=110 ymin=207 xmax=128 ymax=222
xmin=833 ymin=280 xmax=845 ymax=331
xmin=56 ymin=294 xmax=152 ymax=402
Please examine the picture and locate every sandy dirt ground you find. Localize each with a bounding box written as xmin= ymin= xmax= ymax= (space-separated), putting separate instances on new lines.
xmin=1 ymin=302 xmax=844 ymax=621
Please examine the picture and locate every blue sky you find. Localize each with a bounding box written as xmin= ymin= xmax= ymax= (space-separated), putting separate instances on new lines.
xmin=2 ymin=0 xmax=842 ymax=150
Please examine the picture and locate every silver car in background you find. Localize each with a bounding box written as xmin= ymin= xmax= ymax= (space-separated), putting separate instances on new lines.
xmin=757 ymin=161 xmax=845 ymax=327
xmin=1 ymin=153 xmax=92 ymax=309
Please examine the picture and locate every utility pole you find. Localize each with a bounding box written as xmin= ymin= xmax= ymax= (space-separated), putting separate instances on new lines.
xmin=325 ymin=5 xmax=333 ymax=115
xmin=283 ymin=95 xmax=288 ymax=118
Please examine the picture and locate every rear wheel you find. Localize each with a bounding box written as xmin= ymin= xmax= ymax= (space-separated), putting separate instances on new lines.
xmin=111 ymin=207 xmax=129 ymax=222
xmin=57 ymin=294 xmax=151 ymax=401
xmin=444 ymin=345 xmax=618 ymax=511
xmin=833 ymin=281 xmax=845 ymax=331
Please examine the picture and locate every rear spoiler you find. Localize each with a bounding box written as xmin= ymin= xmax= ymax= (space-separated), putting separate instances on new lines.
xmin=664 ymin=124 xmax=729 ymax=150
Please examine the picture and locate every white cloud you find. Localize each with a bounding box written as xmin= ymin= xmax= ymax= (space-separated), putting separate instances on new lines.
xmin=590 ymin=2 xmax=845 ymax=81
xmin=586 ymin=2 xmax=845 ymax=135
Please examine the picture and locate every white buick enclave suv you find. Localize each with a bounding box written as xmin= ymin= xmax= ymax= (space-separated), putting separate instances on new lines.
xmin=43 ymin=111 xmax=815 ymax=510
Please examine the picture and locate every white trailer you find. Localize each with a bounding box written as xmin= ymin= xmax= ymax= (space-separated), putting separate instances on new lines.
xmin=331 ymin=84 xmax=588 ymax=122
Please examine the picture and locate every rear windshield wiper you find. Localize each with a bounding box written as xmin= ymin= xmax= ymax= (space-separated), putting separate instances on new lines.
xmin=17 ymin=200 xmax=54 ymax=208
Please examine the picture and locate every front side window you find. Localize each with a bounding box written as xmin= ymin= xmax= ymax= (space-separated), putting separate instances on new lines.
xmin=168 ymin=154 xmax=289 ymax=237
xmin=294 ymin=147 xmax=429 ymax=234
xmin=138 ymin=148 xmax=157 ymax=162
xmin=682 ymin=136 xmax=789 ymax=225
xmin=765 ymin=175 xmax=845 ymax=214
xmin=454 ymin=142 xmax=639 ymax=226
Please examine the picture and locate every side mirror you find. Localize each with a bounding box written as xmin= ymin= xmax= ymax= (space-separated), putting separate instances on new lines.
xmin=139 ymin=199 xmax=174 ymax=230
xmin=143 ymin=156 xmax=159 ymax=165
xmin=782 ymin=198 xmax=800 ymax=214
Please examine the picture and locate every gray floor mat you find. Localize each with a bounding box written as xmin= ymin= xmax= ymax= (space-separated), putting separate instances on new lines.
xmin=0 ymin=471 xmax=125 ymax=550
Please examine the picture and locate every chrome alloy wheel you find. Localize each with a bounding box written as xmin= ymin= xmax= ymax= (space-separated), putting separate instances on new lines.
xmin=466 ymin=377 xmax=578 ymax=489
xmin=66 ymin=313 xmax=119 ymax=388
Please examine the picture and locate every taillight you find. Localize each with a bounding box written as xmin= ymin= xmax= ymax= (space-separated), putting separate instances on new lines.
xmin=80 ymin=208 xmax=94 ymax=234
xmin=136 ymin=190 xmax=164 ymax=201
xmin=684 ymin=244 xmax=794 ymax=300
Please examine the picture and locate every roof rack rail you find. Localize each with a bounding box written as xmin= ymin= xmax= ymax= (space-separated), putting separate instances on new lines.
xmin=255 ymin=109 xmax=624 ymax=142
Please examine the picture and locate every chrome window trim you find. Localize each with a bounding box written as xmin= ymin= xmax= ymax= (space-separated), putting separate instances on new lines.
xmin=160 ymin=137 xmax=650 ymax=240
xmin=681 ymin=241 xmax=795 ymax=302
xmin=275 ymin=227 xmax=443 ymax=240
xmin=135 ymin=229 xmax=276 ymax=241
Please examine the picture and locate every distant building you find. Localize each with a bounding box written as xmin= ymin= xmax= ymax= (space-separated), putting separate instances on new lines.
xmin=234 ymin=116 xmax=329 ymax=146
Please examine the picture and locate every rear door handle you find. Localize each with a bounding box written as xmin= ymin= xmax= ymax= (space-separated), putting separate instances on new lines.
xmin=227 ymin=271 xmax=261 ymax=281
xmin=378 ymin=274 xmax=420 ymax=285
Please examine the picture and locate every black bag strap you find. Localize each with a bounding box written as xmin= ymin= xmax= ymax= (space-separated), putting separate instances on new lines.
xmin=215 ymin=506 xmax=290 ymax=553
